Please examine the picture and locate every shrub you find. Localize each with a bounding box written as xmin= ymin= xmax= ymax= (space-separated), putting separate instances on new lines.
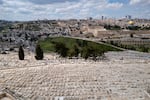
xmin=141 ymin=46 xmax=149 ymax=52
xmin=35 ymin=44 xmax=44 ymax=60
xmin=18 ymin=46 xmax=24 ymax=60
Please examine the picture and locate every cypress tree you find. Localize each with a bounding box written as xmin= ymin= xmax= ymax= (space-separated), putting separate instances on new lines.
xmin=18 ymin=46 xmax=24 ymax=60
xmin=35 ymin=44 xmax=44 ymax=60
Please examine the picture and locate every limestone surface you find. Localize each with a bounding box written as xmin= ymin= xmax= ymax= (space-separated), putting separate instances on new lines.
xmin=0 ymin=51 xmax=150 ymax=100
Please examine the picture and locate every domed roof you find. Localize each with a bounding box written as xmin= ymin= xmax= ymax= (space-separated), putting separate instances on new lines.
xmin=128 ymin=21 xmax=134 ymax=25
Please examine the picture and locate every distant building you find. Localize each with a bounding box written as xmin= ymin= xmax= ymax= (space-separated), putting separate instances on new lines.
xmin=88 ymin=17 xmax=93 ymax=21
xmin=125 ymin=15 xmax=132 ymax=20
xmin=102 ymin=16 xmax=104 ymax=20
xmin=107 ymin=38 xmax=150 ymax=47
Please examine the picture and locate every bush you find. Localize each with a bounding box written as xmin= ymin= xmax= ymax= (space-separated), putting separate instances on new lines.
xmin=141 ymin=46 xmax=149 ymax=52
xmin=35 ymin=44 xmax=44 ymax=60
xmin=18 ymin=46 xmax=24 ymax=60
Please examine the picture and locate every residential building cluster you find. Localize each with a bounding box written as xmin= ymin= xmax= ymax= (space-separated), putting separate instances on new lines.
xmin=0 ymin=18 xmax=150 ymax=53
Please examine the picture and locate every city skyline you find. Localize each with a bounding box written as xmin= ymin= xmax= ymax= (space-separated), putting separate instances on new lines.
xmin=0 ymin=0 xmax=150 ymax=21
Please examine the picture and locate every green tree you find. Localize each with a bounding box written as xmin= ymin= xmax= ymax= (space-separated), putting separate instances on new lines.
xmin=81 ymin=47 xmax=90 ymax=60
xmin=73 ymin=45 xmax=79 ymax=57
xmin=68 ymin=49 xmax=76 ymax=58
xmin=82 ymin=40 xmax=88 ymax=47
xmin=110 ymin=41 xmax=114 ymax=45
xmin=18 ymin=46 xmax=24 ymax=60
xmin=54 ymin=42 xmax=69 ymax=57
xmin=81 ymin=45 xmax=105 ymax=60
xmin=35 ymin=44 xmax=44 ymax=60
xmin=68 ymin=45 xmax=80 ymax=58
xmin=130 ymin=33 xmax=134 ymax=38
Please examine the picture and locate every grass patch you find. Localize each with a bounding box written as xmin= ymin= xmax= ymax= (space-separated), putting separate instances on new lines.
xmin=39 ymin=37 xmax=122 ymax=59
xmin=39 ymin=37 xmax=121 ymax=52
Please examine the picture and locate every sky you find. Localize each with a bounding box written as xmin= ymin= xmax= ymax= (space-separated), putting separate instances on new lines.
xmin=0 ymin=0 xmax=150 ymax=21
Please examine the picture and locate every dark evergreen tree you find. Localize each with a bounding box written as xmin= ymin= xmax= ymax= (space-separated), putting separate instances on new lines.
xmin=18 ymin=46 xmax=24 ymax=60
xmin=73 ymin=45 xmax=79 ymax=57
xmin=82 ymin=40 xmax=88 ymax=47
xmin=54 ymin=42 xmax=69 ymax=57
xmin=35 ymin=44 xmax=44 ymax=60
xmin=130 ymin=33 xmax=134 ymax=38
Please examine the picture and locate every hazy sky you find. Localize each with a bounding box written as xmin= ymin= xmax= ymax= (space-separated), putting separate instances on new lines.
xmin=0 ymin=0 xmax=150 ymax=21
